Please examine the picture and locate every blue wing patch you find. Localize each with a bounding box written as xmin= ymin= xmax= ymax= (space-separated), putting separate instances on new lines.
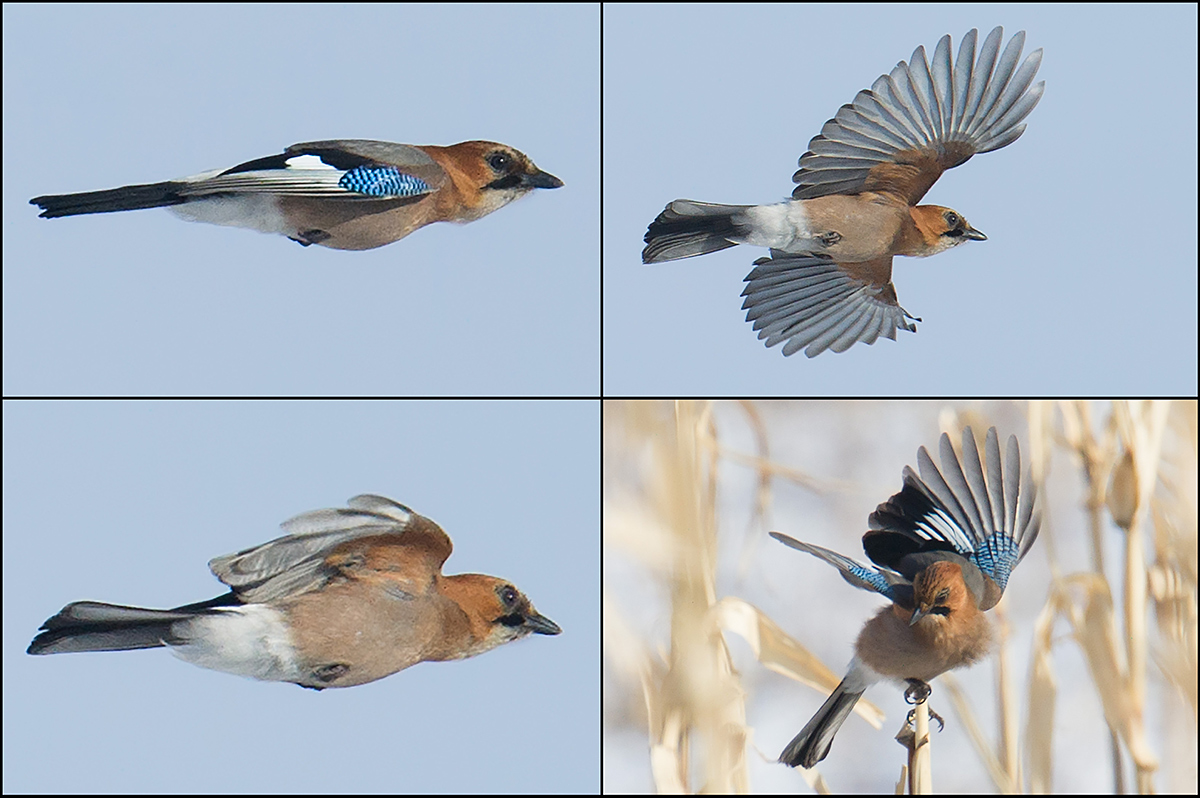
xmin=339 ymin=166 xmax=430 ymax=198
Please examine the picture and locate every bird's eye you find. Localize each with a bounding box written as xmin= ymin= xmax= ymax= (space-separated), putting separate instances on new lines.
xmin=500 ymin=585 xmax=519 ymax=605
xmin=944 ymin=211 xmax=959 ymax=227
xmin=487 ymin=152 xmax=511 ymax=173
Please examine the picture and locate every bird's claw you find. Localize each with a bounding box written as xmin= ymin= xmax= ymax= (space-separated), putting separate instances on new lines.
xmin=903 ymin=679 xmax=932 ymax=704
xmin=906 ymin=706 xmax=946 ymax=732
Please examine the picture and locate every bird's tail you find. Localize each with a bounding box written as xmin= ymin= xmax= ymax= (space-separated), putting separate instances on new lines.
xmin=642 ymin=199 xmax=751 ymax=263
xmin=27 ymin=595 xmax=235 ymax=655
xmin=779 ymin=675 xmax=866 ymax=768
xmin=30 ymin=181 xmax=188 ymax=218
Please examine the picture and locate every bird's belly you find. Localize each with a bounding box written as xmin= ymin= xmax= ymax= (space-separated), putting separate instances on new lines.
xmin=733 ymin=197 xmax=905 ymax=261
xmin=801 ymin=195 xmax=906 ymax=262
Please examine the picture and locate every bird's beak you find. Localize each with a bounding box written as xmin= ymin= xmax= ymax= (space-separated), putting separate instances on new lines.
xmin=525 ymin=611 xmax=563 ymax=635
xmin=908 ymin=606 xmax=929 ymax=626
xmin=962 ymin=224 xmax=987 ymax=241
xmin=522 ymin=168 xmax=564 ymax=190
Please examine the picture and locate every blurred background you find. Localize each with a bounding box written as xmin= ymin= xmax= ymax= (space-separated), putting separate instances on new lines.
xmin=603 ymin=400 xmax=1196 ymax=793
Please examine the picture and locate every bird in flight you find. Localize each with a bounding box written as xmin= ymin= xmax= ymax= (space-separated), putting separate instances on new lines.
xmin=32 ymin=140 xmax=562 ymax=250
xmin=643 ymin=28 xmax=1044 ymax=357
xmin=28 ymin=494 xmax=561 ymax=689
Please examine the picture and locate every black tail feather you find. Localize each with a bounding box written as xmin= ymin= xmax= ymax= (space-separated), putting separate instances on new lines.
xmin=27 ymin=594 xmax=237 ymax=655
xmin=642 ymin=199 xmax=750 ymax=263
xmin=30 ymin=181 xmax=188 ymax=218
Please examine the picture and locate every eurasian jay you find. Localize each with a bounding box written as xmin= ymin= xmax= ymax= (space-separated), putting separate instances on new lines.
xmin=28 ymin=495 xmax=561 ymax=689
xmin=770 ymin=426 xmax=1041 ymax=767
xmin=643 ymin=28 xmax=1044 ymax=357
xmin=31 ymin=140 xmax=562 ymax=250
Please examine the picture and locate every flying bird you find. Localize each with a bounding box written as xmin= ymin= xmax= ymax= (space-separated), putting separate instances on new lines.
xmin=643 ymin=28 xmax=1044 ymax=357
xmin=28 ymin=495 xmax=561 ymax=689
xmin=31 ymin=140 xmax=562 ymax=250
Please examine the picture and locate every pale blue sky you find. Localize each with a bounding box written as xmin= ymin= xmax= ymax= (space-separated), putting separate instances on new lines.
xmin=3 ymin=400 xmax=598 ymax=793
xmin=604 ymin=4 xmax=1198 ymax=395
xmin=4 ymin=4 xmax=599 ymax=396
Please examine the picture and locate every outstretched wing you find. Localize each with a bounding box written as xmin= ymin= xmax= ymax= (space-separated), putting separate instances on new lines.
xmin=792 ymin=28 xmax=1044 ymax=205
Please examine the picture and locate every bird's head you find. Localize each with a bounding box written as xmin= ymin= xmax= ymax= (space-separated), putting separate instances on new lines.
xmin=909 ymin=205 xmax=987 ymax=256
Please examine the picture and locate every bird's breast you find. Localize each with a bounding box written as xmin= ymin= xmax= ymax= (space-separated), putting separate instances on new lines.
xmin=280 ymin=581 xmax=464 ymax=686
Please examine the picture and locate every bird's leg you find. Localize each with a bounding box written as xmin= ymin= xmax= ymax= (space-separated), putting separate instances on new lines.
xmin=904 ymin=679 xmax=931 ymax=704
xmin=903 ymin=680 xmax=945 ymax=731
